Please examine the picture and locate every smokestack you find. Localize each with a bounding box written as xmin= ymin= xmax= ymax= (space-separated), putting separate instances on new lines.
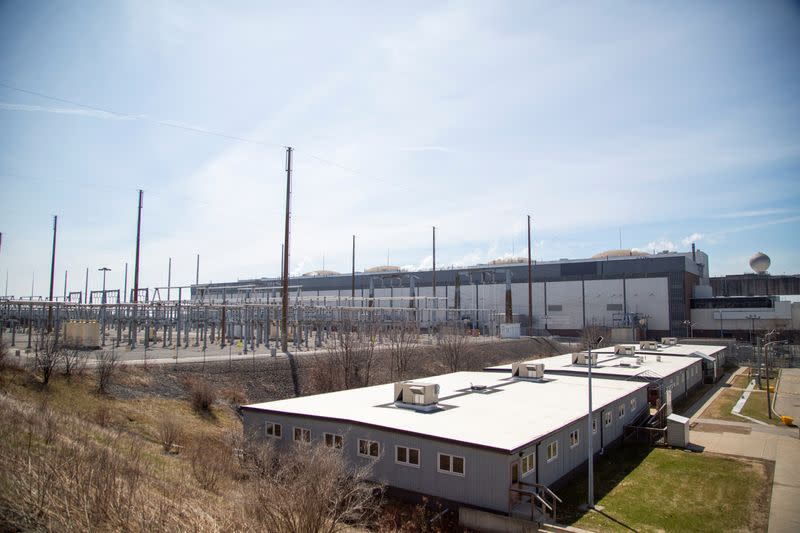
xmin=692 ymin=243 xmax=696 ymax=262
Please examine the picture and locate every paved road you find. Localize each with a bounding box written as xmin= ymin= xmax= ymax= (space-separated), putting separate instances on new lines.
xmin=774 ymin=368 xmax=800 ymax=421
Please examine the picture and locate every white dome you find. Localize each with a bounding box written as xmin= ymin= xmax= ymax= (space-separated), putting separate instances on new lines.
xmin=749 ymin=252 xmax=770 ymax=274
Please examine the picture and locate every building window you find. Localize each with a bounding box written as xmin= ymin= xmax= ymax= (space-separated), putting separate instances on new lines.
xmin=546 ymin=440 xmax=558 ymax=462
xmin=631 ymin=398 xmax=637 ymax=411
xmin=265 ymin=421 xmax=282 ymax=439
xmin=569 ymin=430 xmax=579 ymax=448
xmin=324 ymin=433 xmax=343 ymax=450
xmin=293 ymin=427 xmax=310 ymax=443
xmin=521 ymin=452 xmax=535 ymax=475
xmin=547 ymin=304 xmax=563 ymax=312
xmin=358 ymin=439 xmax=380 ymax=458
xmin=606 ymin=303 xmax=623 ymax=311
xmin=395 ymin=446 xmax=420 ymax=467
xmin=592 ymin=417 xmax=598 ymax=434
xmin=604 ymin=411 xmax=613 ymax=426
xmin=438 ymin=453 xmax=465 ymax=476
xmin=618 ymin=404 xmax=625 ymax=419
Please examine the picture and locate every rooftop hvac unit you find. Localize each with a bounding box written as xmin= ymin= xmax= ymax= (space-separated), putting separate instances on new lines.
xmin=394 ymin=381 xmax=439 ymax=411
xmin=661 ymin=337 xmax=678 ymax=346
xmin=572 ymin=352 xmax=598 ymax=366
xmin=636 ymin=356 xmax=644 ymax=365
xmin=640 ymin=341 xmax=659 ymax=350
xmin=615 ymin=345 xmax=636 ymax=356
xmin=512 ymin=362 xmax=545 ymax=379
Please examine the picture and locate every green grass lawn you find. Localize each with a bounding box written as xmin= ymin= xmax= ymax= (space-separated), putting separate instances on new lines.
xmin=740 ymin=390 xmax=783 ymax=426
xmin=557 ymin=445 xmax=771 ymax=532
xmin=672 ymin=383 xmax=713 ymax=416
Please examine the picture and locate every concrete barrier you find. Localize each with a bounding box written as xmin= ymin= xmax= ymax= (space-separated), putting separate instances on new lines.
xmin=459 ymin=507 xmax=540 ymax=533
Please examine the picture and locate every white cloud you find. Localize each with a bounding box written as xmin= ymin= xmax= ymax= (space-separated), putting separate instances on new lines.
xmin=681 ymin=233 xmax=704 ymax=246
xmin=712 ymin=208 xmax=792 ymax=219
xmin=0 ymin=102 xmax=130 ymax=120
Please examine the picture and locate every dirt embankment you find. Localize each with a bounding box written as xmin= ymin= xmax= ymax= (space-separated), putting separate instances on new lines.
xmin=112 ymin=337 xmax=567 ymax=404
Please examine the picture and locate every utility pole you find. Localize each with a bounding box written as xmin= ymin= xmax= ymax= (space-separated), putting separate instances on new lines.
xmin=84 ymin=267 xmax=89 ymax=304
xmin=99 ymin=267 xmax=110 ymax=345
xmin=527 ymin=215 xmax=533 ymax=335
xmin=432 ymin=226 xmax=437 ymax=298
xmin=133 ymin=190 xmax=143 ymax=303
xmin=281 ymin=147 xmax=292 ymax=353
xmin=47 ymin=215 xmax=57 ymax=331
xmin=351 ymin=235 xmax=356 ymax=299
xmin=63 ymin=270 xmax=68 ymax=301
xmin=195 ymin=253 xmax=200 ymax=285
xmin=167 ymin=257 xmax=172 ymax=301
xmin=123 ymin=262 xmax=128 ymax=303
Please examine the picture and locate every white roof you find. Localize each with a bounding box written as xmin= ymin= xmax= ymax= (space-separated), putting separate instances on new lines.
xmin=243 ymin=371 xmax=647 ymax=453
xmin=593 ymin=343 xmax=727 ymax=357
xmin=484 ymin=352 xmax=700 ymax=379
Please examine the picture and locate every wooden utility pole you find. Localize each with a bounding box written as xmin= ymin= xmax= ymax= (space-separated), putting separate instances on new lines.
xmin=281 ymin=147 xmax=292 ymax=353
xmin=47 ymin=215 xmax=57 ymax=331
xmin=351 ymin=235 xmax=356 ymax=299
xmin=133 ymin=190 xmax=143 ymax=303
xmin=527 ymin=215 xmax=533 ymax=335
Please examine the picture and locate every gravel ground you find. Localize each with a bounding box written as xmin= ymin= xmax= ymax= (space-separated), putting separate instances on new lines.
xmin=110 ymin=337 xmax=568 ymax=404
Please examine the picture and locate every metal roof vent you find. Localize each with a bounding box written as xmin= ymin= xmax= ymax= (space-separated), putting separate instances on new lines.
xmin=394 ymin=381 xmax=440 ymax=412
xmin=572 ymin=352 xmax=598 ymax=366
xmin=615 ymin=345 xmax=636 ymax=356
xmin=512 ymin=362 xmax=545 ymax=380
xmin=640 ymin=341 xmax=659 ymax=350
xmin=661 ymin=337 xmax=678 ymax=346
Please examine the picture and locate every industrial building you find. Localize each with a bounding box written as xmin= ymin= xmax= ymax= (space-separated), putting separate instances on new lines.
xmin=243 ymin=369 xmax=651 ymax=518
xmin=198 ymin=249 xmax=710 ymax=338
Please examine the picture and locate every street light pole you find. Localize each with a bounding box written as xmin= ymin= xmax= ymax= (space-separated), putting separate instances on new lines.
xmin=99 ymin=267 xmax=110 ymax=346
xmin=587 ymin=335 xmax=603 ymax=509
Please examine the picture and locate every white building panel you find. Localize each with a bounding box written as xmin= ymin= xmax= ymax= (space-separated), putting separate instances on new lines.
xmin=584 ymin=279 xmax=624 ymax=327
xmin=625 ymin=277 xmax=669 ymax=331
xmin=544 ymin=281 xmax=584 ymax=329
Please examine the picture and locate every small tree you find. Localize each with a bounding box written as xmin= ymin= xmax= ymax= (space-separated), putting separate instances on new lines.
xmin=186 ymin=377 xmax=216 ymax=412
xmin=435 ymin=324 xmax=471 ymax=372
xmin=388 ymin=322 xmax=419 ymax=380
xmin=33 ymin=332 xmax=62 ymax=385
xmin=61 ymin=347 xmax=89 ymax=377
xmin=158 ymin=416 xmax=182 ymax=453
xmin=579 ymin=325 xmax=611 ymax=350
xmin=95 ymin=350 xmax=120 ymax=394
xmin=329 ymin=318 xmax=377 ymax=389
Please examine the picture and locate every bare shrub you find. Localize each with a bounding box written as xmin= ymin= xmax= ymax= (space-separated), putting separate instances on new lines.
xmin=188 ymin=436 xmax=232 ymax=492
xmin=158 ymin=416 xmax=182 ymax=453
xmin=93 ymin=405 xmax=112 ymax=427
xmin=220 ymin=386 xmax=248 ymax=408
xmin=186 ymin=377 xmax=216 ymax=412
xmin=579 ymin=325 xmax=611 ymax=350
xmin=329 ymin=318 xmax=377 ymax=389
xmin=306 ymin=353 xmax=343 ymax=393
xmin=33 ymin=332 xmax=62 ymax=385
xmin=435 ymin=324 xmax=472 ymax=372
xmin=95 ymin=350 xmax=120 ymax=394
xmin=388 ymin=323 xmax=419 ymax=380
xmin=0 ymin=341 xmax=8 ymax=371
xmin=244 ymin=441 xmax=381 ymax=532
xmin=61 ymin=347 xmax=89 ymax=377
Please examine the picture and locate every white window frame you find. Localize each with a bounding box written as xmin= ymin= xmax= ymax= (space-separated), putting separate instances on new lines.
xmin=618 ymin=404 xmax=625 ymax=419
xmin=358 ymin=438 xmax=380 ymax=459
xmin=546 ymin=440 xmax=558 ymax=462
xmin=265 ymin=421 xmax=282 ymax=439
xmin=631 ymin=397 xmax=637 ymax=411
xmin=324 ymin=432 xmax=343 ymax=450
xmin=604 ymin=411 xmax=613 ymax=426
xmin=521 ymin=452 xmax=535 ymax=476
xmin=395 ymin=445 xmax=421 ymax=467
xmin=437 ymin=453 xmax=465 ymax=477
xmin=293 ymin=426 xmax=310 ymax=443
xmin=569 ymin=429 xmax=579 ymax=449
xmin=592 ymin=417 xmax=598 ymax=434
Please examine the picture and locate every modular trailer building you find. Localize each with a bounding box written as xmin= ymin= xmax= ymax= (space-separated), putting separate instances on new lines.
xmin=242 ymin=371 xmax=648 ymax=514
xmin=592 ymin=342 xmax=728 ymax=382
xmin=484 ymin=351 xmax=704 ymax=406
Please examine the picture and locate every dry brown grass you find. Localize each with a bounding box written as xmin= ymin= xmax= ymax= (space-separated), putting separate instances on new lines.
xmin=185 ymin=376 xmax=217 ymax=412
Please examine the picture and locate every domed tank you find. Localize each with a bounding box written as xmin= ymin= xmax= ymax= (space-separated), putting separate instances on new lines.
xmin=749 ymin=252 xmax=770 ymax=274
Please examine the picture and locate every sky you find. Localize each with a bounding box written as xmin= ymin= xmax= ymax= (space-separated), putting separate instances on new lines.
xmin=0 ymin=0 xmax=799 ymax=298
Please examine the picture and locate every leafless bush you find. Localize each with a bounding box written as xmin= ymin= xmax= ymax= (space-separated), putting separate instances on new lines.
xmin=33 ymin=332 xmax=62 ymax=385
xmin=579 ymin=325 xmax=611 ymax=350
xmin=93 ymin=404 xmax=112 ymax=427
xmin=306 ymin=353 xmax=343 ymax=393
xmin=95 ymin=350 xmax=120 ymax=394
xmin=0 ymin=341 xmax=9 ymax=371
xmin=388 ymin=323 xmax=419 ymax=380
xmin=186 ymin=377 xmax=216 ymax=412
xmin=329 ymin=318 xmax=377 ymax=389
xmin=188 ymin=436 xmax=232 ymax=492
xmin=435 ymin=324 xmax=472 ymax=372
xmin=244 ymin=442 xmax=381 ymax=532
xmin=220 ymin=386 xmax=248 ymax=408
xmin=61 ymin=347 xmax=89 ymax=377
xmin=158 ymin=416 xmax=182 ymax=453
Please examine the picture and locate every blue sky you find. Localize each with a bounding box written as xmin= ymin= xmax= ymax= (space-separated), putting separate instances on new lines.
xmin=1 ymin=1 xmax=799 ymax=297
